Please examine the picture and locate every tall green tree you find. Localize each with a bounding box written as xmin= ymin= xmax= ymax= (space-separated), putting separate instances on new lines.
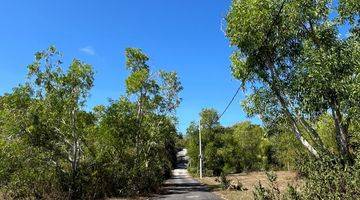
xmin=226 ymin=0 xmax=360 ymax=159
xmin=124 ymin=47 xmax=182 ymax=168
xmin=27 ymin=46 xmax=95 ymax=198
xmin=185 ymin=122 xmax=200 ymax=174
xmin=0 ymin=46 xmax=95 ymax=199
xmin=199 ymin=109 xmax=225 ymax=175
xmin=89 ymin=47 xmax=183 ymax=196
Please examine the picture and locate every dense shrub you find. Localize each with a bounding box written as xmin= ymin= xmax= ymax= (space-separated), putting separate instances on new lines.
xmin=252 ymin=155 xmax=360 ymax=200
xmin=253 ymin=171 xmax=302 ymax=200
xmin=298 ymin=155 xmax=360 ymax=199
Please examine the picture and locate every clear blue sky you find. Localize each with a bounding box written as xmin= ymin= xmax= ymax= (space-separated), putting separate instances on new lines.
xmin=0 ymin=0 xmax=261 ymax=133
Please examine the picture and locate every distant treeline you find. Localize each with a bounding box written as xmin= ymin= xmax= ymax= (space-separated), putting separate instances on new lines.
xmin=185 ymin=108 xmax=306 ymax=176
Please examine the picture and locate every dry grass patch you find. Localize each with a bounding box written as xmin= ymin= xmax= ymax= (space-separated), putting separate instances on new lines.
xmin=198 ymin=171 xmax=301 ymax=200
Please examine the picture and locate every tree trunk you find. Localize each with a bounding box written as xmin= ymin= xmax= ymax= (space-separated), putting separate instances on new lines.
xmin=298 ymin=115 xmax=327 ymax=153
xmin=267 ymin=66 xmax=319 ymax=157
xmin=330 ymin=99 xmax=350 ymax=158
xmin=69 ymin=107 xmax=79 ymax=200
xmin=271 ymin=85 xmax=319 ymax=157
xmin=71 ymin=108 xmax=78 ymax=172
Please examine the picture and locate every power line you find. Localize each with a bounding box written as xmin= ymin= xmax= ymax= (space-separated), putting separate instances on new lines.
xmin=198 ymin=85 xmax=241 ymax=178
xmin=216 ymin=85 xmax=242 ymax=122
xmin=214 ymin=0 xmax=286 ymax=123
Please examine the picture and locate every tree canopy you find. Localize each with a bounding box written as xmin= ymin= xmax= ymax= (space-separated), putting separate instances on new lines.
xmin=227 ymin=0 xmax=360 ymax=159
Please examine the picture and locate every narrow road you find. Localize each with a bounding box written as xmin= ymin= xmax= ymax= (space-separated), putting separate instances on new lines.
xmin=152 ymin=149 xmax=220 ymax=200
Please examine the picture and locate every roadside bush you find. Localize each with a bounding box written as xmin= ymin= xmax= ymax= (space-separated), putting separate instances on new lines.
xmin=253 ymin=181 xmax=275 ymax=200
xmin=253 ymin=155 xmax=360 ymax=200
xmin=298 ymin=155 xmax=360 ymax=199
xmin=253 ymin=171 xmax=281 ymax=200
xmin=0 ymin=143 xmax=64 ymax=199
xmin=219 ymin=173 xmax=231 ymax=190
xmin=215 ymin=173 xmax=246 ymax=191
xmin=282 ymin=185 xmax=302 ymax=200
xmin=253 ymin=171 xmax=301 ymax=200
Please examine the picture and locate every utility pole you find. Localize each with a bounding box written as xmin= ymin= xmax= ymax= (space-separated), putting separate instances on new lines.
xmin=199 ymin=120 xmax=203 ymax=179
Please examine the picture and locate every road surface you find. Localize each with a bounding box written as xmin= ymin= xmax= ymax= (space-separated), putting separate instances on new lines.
xmin=152 ymin=149 xmax=220 ymax=200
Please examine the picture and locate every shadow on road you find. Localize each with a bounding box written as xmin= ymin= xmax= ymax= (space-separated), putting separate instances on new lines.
xmin=152 ymin=149 xmax=220 ymax=200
